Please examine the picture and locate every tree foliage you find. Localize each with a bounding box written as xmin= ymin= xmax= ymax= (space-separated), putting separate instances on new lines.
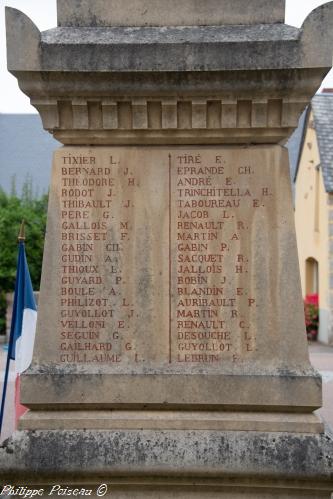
xmin=0 ymin=183 xmax=48 ymax=333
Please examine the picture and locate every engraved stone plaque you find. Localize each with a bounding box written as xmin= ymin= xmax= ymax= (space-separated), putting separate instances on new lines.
xmin=23 ymin=145 xmax=320 ymax=410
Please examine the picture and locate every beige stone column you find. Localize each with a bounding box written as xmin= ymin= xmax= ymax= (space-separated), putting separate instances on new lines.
xmin=2 ymin=1 xmax=333 ymax=496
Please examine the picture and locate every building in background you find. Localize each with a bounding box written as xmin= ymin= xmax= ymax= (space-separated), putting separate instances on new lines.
xmin=293 ymin=90 xmax=333 ymax=345
xmin=0 ymin=114 xmax=57 ymax=196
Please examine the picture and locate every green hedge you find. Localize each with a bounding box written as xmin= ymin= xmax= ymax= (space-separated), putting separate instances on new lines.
xmin=0 ymin=186 xmax=48 ymax=334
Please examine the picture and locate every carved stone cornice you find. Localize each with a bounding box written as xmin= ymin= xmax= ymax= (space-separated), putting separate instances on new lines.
xmin=29 ymin=95 xmax=309 ymax=145
xmin=5 ymin=3 xmax=333 ymax=145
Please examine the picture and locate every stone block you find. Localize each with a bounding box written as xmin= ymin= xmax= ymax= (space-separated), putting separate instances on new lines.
xmin=0 ymin=429 xmax=332 ymax=497
xmin=4 ymin=2 xmax=333 ymax=495
xmin=57 ymin=0 xmax=286 ymax=27
xmin=20 ymin=145 xmax=321 ymax=411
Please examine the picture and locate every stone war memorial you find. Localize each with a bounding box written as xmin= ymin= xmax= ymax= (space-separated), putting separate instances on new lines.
xmin=1 ymin=0 xmax=333 ymax=496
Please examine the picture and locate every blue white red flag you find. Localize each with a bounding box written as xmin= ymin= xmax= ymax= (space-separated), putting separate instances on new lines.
xmin=9 ymin=241 xmax=37 ymax=374
xmin=0 ymin=237 xmax=37 ymax=436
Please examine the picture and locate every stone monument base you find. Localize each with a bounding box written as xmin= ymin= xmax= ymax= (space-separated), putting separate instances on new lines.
xmin=18 ymin=409 xmax=324 ymax=433
xmin=1 ymin=424 xmax=332 ymax=498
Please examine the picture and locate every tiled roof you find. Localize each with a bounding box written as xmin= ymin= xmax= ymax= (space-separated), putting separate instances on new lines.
xmin=0 ymin=114 xmax=58 ymax=196
xmin=312 ymin=94 xmax=333 ymax=193
xmin=286 ymin=108 xmax=307 ymax=184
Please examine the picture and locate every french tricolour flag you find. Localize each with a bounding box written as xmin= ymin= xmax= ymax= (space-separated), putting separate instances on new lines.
xmin=0 ymin=238 xmax=37 ymax=435
xmin=9 ymin=240 xmax=37 ymax=375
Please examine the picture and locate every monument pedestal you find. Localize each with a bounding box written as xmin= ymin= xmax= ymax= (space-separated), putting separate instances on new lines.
xmin=2 ymin=427 xmax=333 ymax=498
xmin=19 ymin=410 xmax=323 ymax=433
xmin=2 ymin=1 xmax=333 ymax=496
xmin=2 ymin=144 xmax=332 ymax=496
xmin=19 ymin=146 xmax=323 ymax=412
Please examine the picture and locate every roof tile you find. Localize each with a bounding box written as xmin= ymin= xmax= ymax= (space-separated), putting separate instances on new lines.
xmin=312 ymin=94 xmax=333 ymax=193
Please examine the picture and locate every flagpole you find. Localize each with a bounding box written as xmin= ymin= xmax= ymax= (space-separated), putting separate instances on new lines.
xmin=0 ymin=338 xmax=12 ymax=436
xmin=0 ymin=221 xmax=25 ymax=437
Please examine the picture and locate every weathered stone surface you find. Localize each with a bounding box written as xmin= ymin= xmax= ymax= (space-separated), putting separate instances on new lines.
xmin=40 ymin=24 xmax=300 ymax=72
xmin=5 ymin=8 xmax=40 ymax=71
xmin=1 ymin=429 xmax=332 ymax=486
xmin=4 ymin=2 xmax=333 ymax=496
xmin=0 ymin=486 xmax=330 ymax=499
xmin=5 ymin=3 xmax=333 ymax=145
xmin=57 ymin=0 xmax=286 ymax=27
xmin=19 ymin=410 xmax=324 ymax=433
xmin=20 ymin=145 xmax=322 ymax=411
xmin=6 ymin=3 xmax=333 ymax=72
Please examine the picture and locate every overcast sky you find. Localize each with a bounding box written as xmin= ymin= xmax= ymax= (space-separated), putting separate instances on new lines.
xmin=1 ymin=0 xmax=333 ymax=113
